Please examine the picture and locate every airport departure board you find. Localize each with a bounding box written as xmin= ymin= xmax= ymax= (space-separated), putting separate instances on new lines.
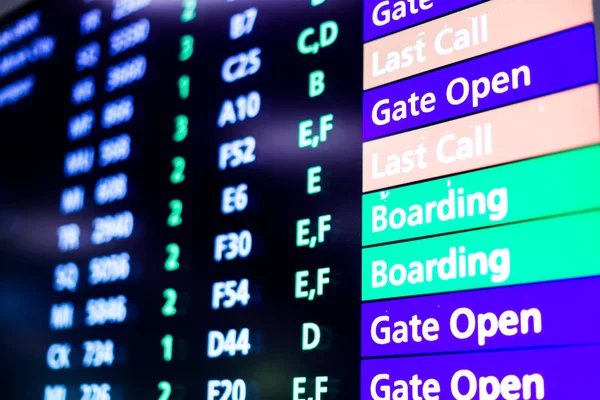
xmin=0 ymin=0 xmax=599 ymax=399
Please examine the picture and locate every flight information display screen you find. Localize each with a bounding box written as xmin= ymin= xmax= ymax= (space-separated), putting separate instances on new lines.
xmin=0 ymin=0 xmax=599 ymax=399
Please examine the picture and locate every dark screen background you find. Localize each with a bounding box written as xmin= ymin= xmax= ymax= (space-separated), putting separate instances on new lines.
xmin=0 ymin=0 xmax=363 ymax=399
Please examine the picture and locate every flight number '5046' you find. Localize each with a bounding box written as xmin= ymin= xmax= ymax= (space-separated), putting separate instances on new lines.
xmin=212 ymin=279 xmax=250 ymax=310
xmin=214 ymin=231 xmax=252 ymax=262
xmin=207 ymin=328 xmax=250 ymax=358
xmin=218 ymin=137 xmax=256 ymax=171
xmin=86 ymin=295 xmax=127 ymax=326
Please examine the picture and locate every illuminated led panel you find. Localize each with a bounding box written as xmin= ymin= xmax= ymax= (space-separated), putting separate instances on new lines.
xmin=364 ymin=0 xmax=594 ymax=89
xmin=363 ymin=145 xmax=600 ymax=246
xmin=363 ymin=85 xmax=600 ymax=192
xmin=362 ymin=277 xmax=600 ymax=357
xmin=362 ymin=209 xmax=600 ymax=300
xmin=362 ymin=346 xmax=599 ymax=399
xmin=363 ymin=25 xmax=597 ymax=142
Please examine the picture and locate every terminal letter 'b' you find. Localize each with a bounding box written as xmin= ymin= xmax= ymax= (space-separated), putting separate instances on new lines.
xmin=309 ymin=70 xmax=325 ymax=97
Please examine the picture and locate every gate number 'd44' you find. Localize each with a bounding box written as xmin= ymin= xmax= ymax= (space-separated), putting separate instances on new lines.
xmin=207 ymin=328 xmax=251 ymax=358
